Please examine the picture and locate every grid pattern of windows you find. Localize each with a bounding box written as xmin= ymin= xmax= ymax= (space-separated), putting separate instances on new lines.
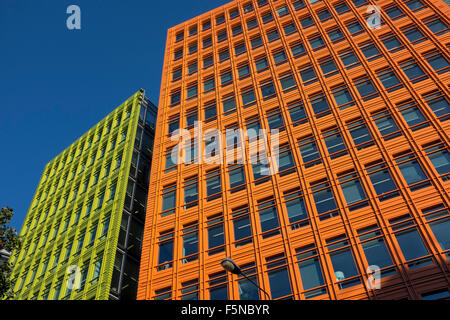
xmin=140 ymin=0 xmax=450 ymax=301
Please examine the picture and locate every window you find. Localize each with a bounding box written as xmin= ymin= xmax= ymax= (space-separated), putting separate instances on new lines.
xmin=175 ymin=31 xmax=184 ymax=42
xmin=206 ymin=168 xmax=221 ymax=201
xmin=376 ymin=68 xmax=403 ymax=92
xmin=296 ymin=245 xmax=327 ymax=299
xmin=247 ymin=18 xmax=258 ymax=29
xmin=238 ymin=63 xmax=250 ymax=79
xmin=260 ymin=80 xmax=276 ymax=100
xmin=290 ymin=41 xmax=306 ymax=58
xmin=298 ymin=135 xmax=322 ymax=167
xmin=229 ymin=8 xmax=239 ymax=19
xmin=182 ymin=223 xmax=198 ymax=263
xmin=326 ymin=235 xmax=361 ymax=289
xmin=207 ymin=214 xmax=225 ymax=255
xmin=309 ymin=92 xmax=330 ymax=117
xmin=399 ymin=59 xmax=428 ymax=83
xmin=168 ymin=117 xmax=179 ymax=134
xmin=154 ymin=287 xmax=172 ymax=300
xmin=161 ymin=184 xmax=176 ymax=217
xmin=232 ymin=24 xmax=243 ymax=36
xmin=241 ymin=87 xmax=256 ymax=107
xmin=209 ymin=271 xmax=228 ymax=300
xmin=423 ymin=141 xmax=450 ymax=180
xmin=346 ymin=118 xmax=374 ymax=150
xmin=405 ymin=0 xmax=426 ymax=12
xmin=188 ymin=61 xmax=197 ymax=74
xmin=300 ymin=16 xmax=315 ymax=29
xmin=318 ymin=9 xmax=331 ymax=22
xmin=423 ymin=90 xmax=450 ymax=121
xmin=189 ymin=25 xmax=197 ymax=36
xmin=251 ymin=35 xmax=263 ymax=49
xmin=287 ymin=100 xmax=307 ymax=126
xmin=334 ymin=2 xmax=350 ymax=15
xmin=204 ymin=101 xmax=217 ymax=123
xmin=357 ymin=225 xmax=396 ymax=277
xmin=279 ymin=73 xmax=297 ymax=92
xmin=327 ymin=28 xmax=345 ymax=43
xmin=283 ymin=23 xmax=297 ymax=35
xmin=397 ymin=99 xmax=429 ymax=131
xmin=216 ymin=14 xmax=225 ymax=25
xmin=203 ymin=36 xmax=212 ymax=48
xmin=91 ymin=253 xmax=103 ymax=284
xmin=229 ymin=164 xmax=246 ymax=193
xmin=266 ymin=254 xmax=293 ymax=299
xmin=319 ymin=57 xmax=339 ymax=77
xmin=174 ymin=48 xmax=183 ymax=60
xmin=186 ymin=83 xmax=198 ymax=100
xmin=275 ymin=144 xmax=295 ymax=176
xmin=390 ymin=215 xmax=433 ymax=269
xmin=276 ymin=5 xmax=289 ymax=17
xmin=394 ymin=150 xmax=431 ymax=191
xmin=292 ymin=0 xmax=306 ymax=10
xmin=309 ymin=35 xmax=325 ymax=50
xmin=354 ymin=76 xmax=379 ymax=101
xmin=371 ymin=109 xmax=402 ymax=140
xmin=255 ymin=56 xmax=269 ymax=72
xmin=222 ymin=94 xmax=236 ymax=114
xmin=359 ymin=42 xmax=381 ymax=61
xmin=421 ymin=289 xmax=450 ymax=300
xmin=380 ymin=33 xmax=403 ymax=53
xmin=243 ymin=2 xmax=254 ymax=13
xmin=184 ymin=176 xmax=198 ymax=209
xmin=311 ymin=179 xmax=339 ymax=220
xmin=235 ymin=42 xmax=246 ymax=55
xmin=402 ymin=25 xmax=426 ymax=44
xmin=299 ymin=65 xmax=318 ymax=85
xmin=339 ymin=49 xmax=360 ymax=69
xmin=365 ymin=160 xmax=399 ymax=201
xmin=261 ymin=11 xmax=273 ymax=24
xmin=202 ymin=20 xmax=211 ymax=31
xmin=203 ymin=55 xmax=214 ymax=68
xmin=338 ymin=169 xmax=368 ymax=211
xmin=157 ymin=230 xmax=174 ymax=270
xmin=238 ymin=263 xmax=259 ymax=300
xmin=424 ymin=17 xmax=449 ymax=35
xmin=422 ymin=205 xmax=450 ymax=257
xmin=233 ymin=206 xmax=252 ymax=247
xmin=423 ymin=50 xmax=450 ymax=74
xmin=284 ymin=188 xmax=309 ymax=230
xmin=220 ymin=70 xmax=233 ymax=87
xmin=331 ymin=84 xmax=354 ymax=110
xmin=266 ymin=28 xmax=280 ymax=42
xmin=181 ymin=279 xmax=199 ymax=300
xmin=384 ymin=5 xmax=405 ymax=20
xmin=219 ymin=48 xmax=230 ymax=62
xmin=322 ymin=127 xmax=348 ymax=159
xmin=217 ymin=29 xmax=227 ymax=42
xmin=172 ymin=68 xmax=182 ymax=81
xmin=346 ymin=21 xmax=364 ymax=36
xmin=203 ymin=77 xmax=215 ymax=93
xmin=170 ymin=90 xmax=181 ymax=106
xmin=188 ymin=41 xmax=197 ymax=54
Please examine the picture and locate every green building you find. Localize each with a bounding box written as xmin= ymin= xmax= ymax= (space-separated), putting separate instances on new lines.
xmin=9 ymin=89 xmax=157 ymax=300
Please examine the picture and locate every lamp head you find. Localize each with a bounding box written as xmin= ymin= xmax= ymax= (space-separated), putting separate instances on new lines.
xmin=221 ymin=258 xmax=241 ymax=274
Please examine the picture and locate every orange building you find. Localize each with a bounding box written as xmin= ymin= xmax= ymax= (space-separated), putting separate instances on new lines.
xmin=138 ymin=0 xmax=450 ymax=300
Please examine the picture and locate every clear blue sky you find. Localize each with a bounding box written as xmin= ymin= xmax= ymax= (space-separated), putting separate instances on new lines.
xmin=0 ymin=0 xmax=228 ymax=231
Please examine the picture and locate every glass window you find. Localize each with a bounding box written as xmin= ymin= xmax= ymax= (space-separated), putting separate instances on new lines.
xmin=298 ymin=135 xmax=321 ymax=167
xmin=338 ymin=170 xmax=367 ymax=207
xmin=238 ymin=264 xmax=259 ymax=300
xmin=207 ymin=215 xmax=225 ymax=254
xmin=322 ymin=128 xmax=347 ymax=158
xmin=233 ymin=206 xmax=252 ymax=247
xmin=365 ymin=160 xmax=399 ymax=201
xmin=284 ymin=189 xmax=309 ymax=229
xmin=296 ymin=245 xmax=326 ymax=298
xmin=311 ymin=180 xmax=338 ymax=220
xmin=327 ymin=235 xmax=360 ymax=288
xmin=424 ymin=142 xmax=450 ymax=178
xmin=267 ymin=255 xmax=292 ymax=299
xmin=358 ymin=225 xmax=395 ymax=275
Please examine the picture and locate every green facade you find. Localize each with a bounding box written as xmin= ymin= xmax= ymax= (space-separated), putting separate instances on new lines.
xmin=9 ymin=89 xmax=156 ymax=300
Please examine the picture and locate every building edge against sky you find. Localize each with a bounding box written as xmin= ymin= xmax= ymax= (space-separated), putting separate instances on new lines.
xmin=9 ymin=89 xmax=157 ymax=300
xmin=137 ymin=0 xmax=450 ymax=300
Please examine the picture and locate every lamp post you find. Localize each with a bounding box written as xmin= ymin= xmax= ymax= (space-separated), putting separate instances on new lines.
xmin=221 ymin=258 xmax=271 ymax=300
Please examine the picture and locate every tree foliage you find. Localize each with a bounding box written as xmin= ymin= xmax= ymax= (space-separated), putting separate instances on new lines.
xmin=0 ymin=207 xmax=22 ymax=299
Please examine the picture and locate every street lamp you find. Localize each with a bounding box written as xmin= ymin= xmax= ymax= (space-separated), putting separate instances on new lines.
xmin=221 ymin=258 xmax=271 ymax=300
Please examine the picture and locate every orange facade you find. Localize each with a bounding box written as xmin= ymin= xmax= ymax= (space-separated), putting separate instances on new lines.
xmin=138 ymin=0 xmax=450 ymax=300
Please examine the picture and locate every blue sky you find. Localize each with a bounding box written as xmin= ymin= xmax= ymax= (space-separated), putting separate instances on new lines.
xmin=0 ymin=0 xmax=228 ymax=231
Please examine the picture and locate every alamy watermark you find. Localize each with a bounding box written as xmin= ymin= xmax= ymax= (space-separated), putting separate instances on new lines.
xmin=169 ymin=121 xmax=280 ymax=176
xmin=66 ymin=5 xmax=81 ymax=30
xmin=66 ymin=265 xmax=81 ymax=290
